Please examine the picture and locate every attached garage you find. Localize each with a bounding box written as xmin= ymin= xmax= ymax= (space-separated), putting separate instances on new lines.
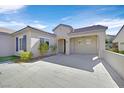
xmin=53 ymin=24 xmax=107 ymax=58
xmin=70 ymin=35 xmax=98 ymax=54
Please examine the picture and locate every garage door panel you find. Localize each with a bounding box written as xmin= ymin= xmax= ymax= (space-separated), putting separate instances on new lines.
xmin=71 ymin=36 xmax=97 ymax=54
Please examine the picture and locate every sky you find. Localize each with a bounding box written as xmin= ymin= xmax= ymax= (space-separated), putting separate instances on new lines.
xmin=0 ymin=5 xmax=124 ymax=35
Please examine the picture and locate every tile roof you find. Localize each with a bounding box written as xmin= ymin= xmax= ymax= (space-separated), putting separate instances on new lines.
xmin=73 ymin=25 xmax=108 ymax=33
xmin=53 ymin=24 xmax=73 ymax=31
xmin=13 ymin=26 xmax=55 ymax=36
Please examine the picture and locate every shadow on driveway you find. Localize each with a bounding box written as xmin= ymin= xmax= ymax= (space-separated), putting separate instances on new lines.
xmin=42 ymin=54 xmax=124 ymax=88
xmin=42 ymin=54 xmax=100 ymax=72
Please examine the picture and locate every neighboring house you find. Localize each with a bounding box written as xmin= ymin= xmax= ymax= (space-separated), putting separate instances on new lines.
xmin=106 ymin=35 xmax=115 ymax=49
xmin=113 ymin=25 xmax=124 ymax=51
xmin=0 ymin=27 xmax=15 ymax=56
xmin=0 ymin=24 xmax=108 ymax=58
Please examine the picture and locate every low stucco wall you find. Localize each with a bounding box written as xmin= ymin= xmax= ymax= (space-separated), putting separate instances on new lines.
xmin=104 ymin=50 xmax=124 ymax=79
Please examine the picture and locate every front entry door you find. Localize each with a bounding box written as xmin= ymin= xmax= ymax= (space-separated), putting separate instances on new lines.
xmin=58 ymin=39 xmax=66 ymax=54
xmin=64 ymin=39 xmax=66 ymax=54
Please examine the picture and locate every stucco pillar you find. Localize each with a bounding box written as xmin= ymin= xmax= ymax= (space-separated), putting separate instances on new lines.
xmin=98 ymin=31 xmax=105 ymax=58
xmin=66 ymin=38 xmax=70 ymax=55
xmin=56 ymin=38 xmax=59 ymax=54
xmin=27 ymin=30 xmax=31 ymax=51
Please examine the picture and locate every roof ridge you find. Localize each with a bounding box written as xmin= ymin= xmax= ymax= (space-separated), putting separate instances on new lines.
xmin=13 ymin=25 xmax=55 ymax=36
xmin=73 ymin=25 xmax=108 ymax=33
xmin=53 ymin=24 xmax=73 ymax=31
xmin=27 ymin=25 xmax=55 ymax=35
xmin=113 ymin=25 xmax=124 ymax=41
xmin=75 ymin=25 xmax=108 ymax=30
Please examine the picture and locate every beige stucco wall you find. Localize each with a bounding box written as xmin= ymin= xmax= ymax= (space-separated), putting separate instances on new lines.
xmin=98 ymin=31 xmax=106 ymax=58
xmin=12 ymin=27 xmax=31 ymax=55
xmin=13 ymin=27 xmax=56 ymax=57
xmin=104 ymin=50 xmax=124 ymax=79
xmin=54 ymin=25 xmax=72 ymax=39
xmin=54 ymin=25 xmax=106 ymax=58
xmin=0 ymin=32 xmax=14 ymax=56
xmin=12 ymin=25 xmax=106 ymax=58
xmin=70 ymin=36 xmax=98 ymax=54
xmin=54 ymin=25 xmax=72 ymax=55
xmin=30 ymin=30 xmax=56 ymax=57
xmin=113 ymin=28 xmax=124 ymax=51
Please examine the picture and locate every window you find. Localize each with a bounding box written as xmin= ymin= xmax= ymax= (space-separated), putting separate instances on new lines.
xmin=40 ymin=37 xmax=49 ymax=47
xmin=40 ymin=38 xmax=44 ymax=44
xmin=45 ymin=38 xmax=49 ymax=47
xmin=20 ymin=38 xmax=22 ymax=50
xmin=46 ymin=41 xmax=49 ymax=46
xmin=16 ymin=37 xmax=18 ymax=51
xmin=23 ymin=35 xmax=27 ymax=51
xmin=19 ymin=35 xmax=27 ymax=51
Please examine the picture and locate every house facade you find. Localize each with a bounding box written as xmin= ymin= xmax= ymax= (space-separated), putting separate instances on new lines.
xmin=54 ymin=24 xmax=107 ymax=58
xmin=113 ymin=25 xmax=124 ymax=51
xmin=0 ymin=24 xmax=108 ymax=58
xmin=12 ymin=26 xmax=56 ymax=57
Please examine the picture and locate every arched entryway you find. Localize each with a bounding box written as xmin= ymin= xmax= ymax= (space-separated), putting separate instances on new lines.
xmin=58 ymin=39 xmax=66 ymax=54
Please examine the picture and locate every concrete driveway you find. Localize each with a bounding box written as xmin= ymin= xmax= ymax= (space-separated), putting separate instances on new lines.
xmin=0 ymin=54 xmax=124 ymax=88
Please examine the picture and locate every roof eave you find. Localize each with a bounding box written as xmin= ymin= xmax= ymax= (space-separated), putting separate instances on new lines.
xmin=52 ymin=24 xmax=73 ymax=32
xmin=113 ymin=25 xmax=124 ymax=42
xmin=12 ymin=26 xmax=55 ymax=36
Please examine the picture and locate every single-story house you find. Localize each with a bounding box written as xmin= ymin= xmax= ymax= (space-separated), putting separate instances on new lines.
xmin=113 ymin=25 xmax=124 ymax=51
xmin=0 ymin=24 xmax=108 ymax=58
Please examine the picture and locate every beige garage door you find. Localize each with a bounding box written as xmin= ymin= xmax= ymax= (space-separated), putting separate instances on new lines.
xmin=71 ymin=36 xmax=97 ymax=54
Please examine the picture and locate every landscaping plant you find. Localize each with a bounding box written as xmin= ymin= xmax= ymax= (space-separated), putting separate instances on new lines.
xmin=20 ymin=51 xmax=32 ymax=62
xmin=38 ymin=42 xmax=49 ymax=56
xmin=109 ymin=48 xmax=119 ymax=53
xmin=50 ymin=45 xmax=57 ymax=54
xmin=119 ymin=51 xmax=124 ymax=54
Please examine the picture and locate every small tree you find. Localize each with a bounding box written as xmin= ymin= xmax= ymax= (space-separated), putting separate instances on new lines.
xmin=38 ymin=42 xmax=49 ymax=56
xmin=50 ymin=45 xmax=57 ymax=54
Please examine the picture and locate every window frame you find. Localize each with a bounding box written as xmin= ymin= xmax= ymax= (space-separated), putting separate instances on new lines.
xmin=19 ymin=38 xmax=23 ymax=50
xmin=23 ymin=35 xmax=27 ymax=51
xmin=39 ymin=37 xmax=50 ymax=47
xmin=40 ymin=38 xmax=45 ymax=44
xmin=16 ymin=37 xmax=18 ymax=51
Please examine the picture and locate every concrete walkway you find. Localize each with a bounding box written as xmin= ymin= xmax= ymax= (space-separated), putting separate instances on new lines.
xmin=0 ymin=54 xmax=123 ymax=88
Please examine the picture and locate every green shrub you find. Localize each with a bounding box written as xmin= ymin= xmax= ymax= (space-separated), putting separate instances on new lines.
xmin=50 ymin=45 xmax=57 ymax=53
xmin=119 ymin=51 xmax=124 ymax=54
xmin=20 ymin=51 xmax=32 ymax=62
xmin=112 ymin=48 xmax=119 ymax=53
xmin=38 ymin=42 xmax=49 ymax=56
xmin=108 ymin=48 xmax=119 ymax=53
